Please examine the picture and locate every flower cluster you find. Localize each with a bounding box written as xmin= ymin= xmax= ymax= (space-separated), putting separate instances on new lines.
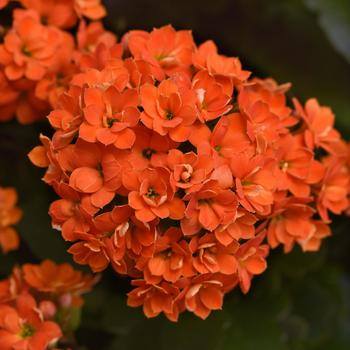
xmin=0 ymin=0 xmax=108 ymax=124
xmin=0 ymin=186 xmax=22 ymax=253
xmin=0 ymin=260 xmax=95 ymax=350
xmin=28 ymin=24 xmax=350 ymax=321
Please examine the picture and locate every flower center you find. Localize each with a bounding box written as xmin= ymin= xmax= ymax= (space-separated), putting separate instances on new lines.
xmin=21 ymin=46 xmax=31 ymax=57
xmin=107 ymin=118 xmax=117 ymax=128
xmin=279 ymin=160 xmax=289 ymax=172
xmin=165 ymin=110 xmax=174 ymax=120
xmin=142 ymin=148 xmax=156 ymax=159
xmin=146 ymin=187 xmax=159 ymax=199
xmin=19 ymin=324 xmax=35 ymax=339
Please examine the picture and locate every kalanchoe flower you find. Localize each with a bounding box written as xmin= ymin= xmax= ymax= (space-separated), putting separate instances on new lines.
xmin=19 ymin=17 xmax=349 ymax=321
xmin=0 ymin=187 xmax=22 ymax=254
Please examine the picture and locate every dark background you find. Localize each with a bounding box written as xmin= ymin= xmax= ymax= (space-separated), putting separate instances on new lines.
xmin=1 ymin=0 xmax=350 ymax=349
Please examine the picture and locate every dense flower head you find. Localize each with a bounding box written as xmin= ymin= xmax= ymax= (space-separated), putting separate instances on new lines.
xmin=0 ymin=260 xmax=95 ymax=349
xmin=0 ymin=187 xmax=22 ymax=253
xmin=24 ymin=21 xmax=350 ymax=322
xmin=0 ymin=0 xmax=111 ymax=124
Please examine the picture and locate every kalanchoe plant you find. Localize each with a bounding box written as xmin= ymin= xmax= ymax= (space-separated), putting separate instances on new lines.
xmin=28 ymin=23 xmax=350 ymax=321
xmin=1 ymin=0 xmax=349 ymax=324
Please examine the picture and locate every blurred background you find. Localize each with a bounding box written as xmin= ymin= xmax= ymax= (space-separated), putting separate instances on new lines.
xmin=1 ymin=0 xmax=350 ymax=349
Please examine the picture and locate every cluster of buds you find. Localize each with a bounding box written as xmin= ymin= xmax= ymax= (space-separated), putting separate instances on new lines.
xmin=25 ymin=22 xmax=350 ymax=321
xmin=0 ymin=186 xmax=22 ymax=253
xmin=0 ymin=260 xmax=95 ymax=350
xmin=0 ymin=0 xmax=108 ymax=123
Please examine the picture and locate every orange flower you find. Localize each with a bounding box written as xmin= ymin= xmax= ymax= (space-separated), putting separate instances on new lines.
xmin=0 ymin=293 xmax=62 ymax=350
xmin=167 ymin=149 xmax=213 ymax=191
xmin=68 ymin=238 xmax=110 ymax=272
xmin=317 ymin=157 xmax=349 ymax=221
xmin=193 ymin=113 xmax=252 ymax=162
xmin=297 ymin=221 xmax=331 ymax=252
xmin=275 ymin=134 xmax=324 ymax=197
xmin=214 ymin=209 xmax=257 ymax=246
xmin=128 ymin=126 xmax=176 ymax=171
xmin=192 ymin=70 xmax=232 ymax=122
xmin=236 ymin=232 xmax=269 ymax=294
xmin=127 ymin=280 xmax=181 ymax=321
xmin=20 ymin=0 xmax=77 ymax=29
xmin=142 ymin=227 xmax=194 ymax=283
xmin=22 ymin=260 xmax=94 ymax=306
xmin=74 ymin=0 xmax=107 ymax=20
xmin=0 ymin=9 xmax=62 ymax=81
xmin=294 ymin=98 xmax=347 ymax=155
xmin=0 ymin=187 xmax=22 ymax=253
xmin=189 ymin=233 xmax=238 ymax=275
xmin=181 ymin=179 xmax=238 ymax=235
xmin=79 ymin=86 xmax=140 ymax=149
xmin=61 ymin=141 xmax=123 ymax=208
xmin=47 ymin=86 xmax=84 ymax=149
xmin=184 ymin=274 xmax=227 ymax=320
xmin=126 ymin=25 xmax=194 ymax=76
xmin=267 ymin=197 xmax=317 ymax=252
xmin=238 ymin=84 xmax=282 ymax=152
xmin=76 ymin=20 xmax=116 ymax=53
xmin=125 ymin=167 xmax=185 ymax=222
xmin=140 ymin=79 xmax=197 ymax=141
xmin=231 ymin=153 xmax=276 ymax=215
xmin=193 ymin=40 xmax=250 ymax=93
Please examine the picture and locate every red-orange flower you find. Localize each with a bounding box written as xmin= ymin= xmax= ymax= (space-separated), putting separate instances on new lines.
xmin=140 ymin=79 xmax=197 ymax=141
xmin=0 ymin=9 xmax=62 ymax=81
xmin=79 ymin=86 xmax=140 ymax=149
xmin=0 ymin=293 xmax=62 ymax=350
xmin=181 ymin=179 xmax=238 ymax=235
xmin=0 ymin=187 xmax=22 ymax=253
xmin=126 ymin=25 xmax=194 ymax=76
xmin=236 ymin=232 xmax=269 ymax=294
xmin=125 ymin=167 xmax=185 ymax=222
xmin=127 ymin=280 xmax=182 ymax=321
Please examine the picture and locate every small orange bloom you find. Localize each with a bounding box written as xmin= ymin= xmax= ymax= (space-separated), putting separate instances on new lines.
xmin=0 ymin=9 xmax=62 ymax=81
xmin=127 ymin=280 xmax=181 ymax=321
xmin=125 ymin=167 xmax=185 ymax=222
xmin=79 ymin=86 xmax=139 ymax=149
xmin=126 ymin=25 xmax=194 ymax=76
xmin=140 ymin=79 xmax=197 ymax=141
xmin=20 ymin=0 xmax=77 ymax=29
xmin=317 ymin=157 xmax=349 ymax=221
xmin=236 ymin=232 xmax=269 ymax=294
xmin=189 ymin=233 xmax=238 ymax=275
xmin=0 ymin=293 xmax=62 ymax=350
xmin=74 ymin=0 xmax=107 ymax=20
xmin=294 ymin=98 xmax=347 ymax=155
xmin=184 ymin=274 xmax=226 ymax=320
xmin=141 ymin=227 xmax=194 ymax=283
xmin=192 ymin=70 xmax=232 ymax=122
xmin=0 ymin=187 xmax=22 ymax=253
xmin=231 ymin=153 xmax=276 ymax=215
xmin=22 ymin=260 xmax=94 ymax=306
xmin=76 ymin=20 xmax=116 ymax=53
xmin=167 ymin=149 xmax=213 ymax=191
xmin=267 ymin=197 xmax=317 ymax=252
xmin=275 ymin=134 xmax=324 ymax=197
xmin=214 ymin=209 xmax=257 ymax=246
xmin=193 ymin=40 xmax=250 ymax=93
xmin=181 ymin=180 xmax=238 ymax=235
